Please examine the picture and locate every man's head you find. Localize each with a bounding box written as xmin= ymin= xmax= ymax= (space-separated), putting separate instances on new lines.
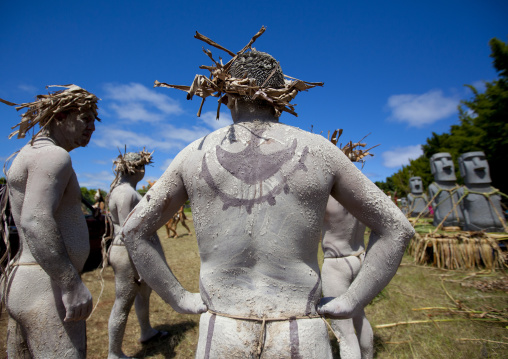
xmin=458 ymin=151 xmax=491 ymax=185
xmin=229 ymin=50 xmax=285 ymax=90
xmin=409 ymin=176 xmax=423 ymax=194
xmin=113 ymin=149 xmax=154 ymax=180
xmin=430 ymin=152 xmax=456 ymax=182
xmin=51 ymin=109 xmax=96 ymax=150
xmin=3 ymin=85 xmax=100 ymax=142
xmin=226 ymin=50 xmax=285 ymax=116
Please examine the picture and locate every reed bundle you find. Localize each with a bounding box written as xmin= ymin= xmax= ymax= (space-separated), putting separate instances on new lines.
xmin=408 ymin=232 xmax=507 ymax=270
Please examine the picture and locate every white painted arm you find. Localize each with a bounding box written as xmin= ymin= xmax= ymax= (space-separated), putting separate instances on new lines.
xmin=20 ymin=149 xmax=92 ymax=321
xmin=122 ymin=156 xmax=206 ymax=314
xmin=318 ymin=153 xmax=414 ymax=318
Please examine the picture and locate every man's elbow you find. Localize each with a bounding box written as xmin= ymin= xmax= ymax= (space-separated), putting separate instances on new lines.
xmin=399 ymin=218 xmax=415 ymax=245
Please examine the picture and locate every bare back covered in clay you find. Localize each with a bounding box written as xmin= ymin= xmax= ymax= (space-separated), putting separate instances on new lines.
xmin=122 ymin=46 xmax=414 ymax=358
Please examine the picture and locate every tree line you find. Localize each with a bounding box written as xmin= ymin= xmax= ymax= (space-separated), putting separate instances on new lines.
xmin=375 ymin=37 xmax=508 ymax=198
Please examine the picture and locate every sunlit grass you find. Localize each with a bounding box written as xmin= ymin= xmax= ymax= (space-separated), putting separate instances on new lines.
xmin=0 ymin=215 xmax=506 ymax=358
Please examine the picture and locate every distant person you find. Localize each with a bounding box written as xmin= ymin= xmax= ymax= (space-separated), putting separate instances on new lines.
xmin=107 ymin=149 xmax=168 ymax=359
xmin=165 ymin=205 xmax=192 ymax=238
xmin=1 ymin=85 xmax=99 ymax=358
xmin=122 ymin=32 xmax=414 ymax=358
xmin=321 ymin=135 xmax=376 ymax=359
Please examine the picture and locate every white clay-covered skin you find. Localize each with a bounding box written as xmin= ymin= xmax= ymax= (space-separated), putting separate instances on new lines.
xmin=107 ymin=165 xmax=161 ymax=359
xmin=122 ymin=97 xmax=415 ymax=357
xmin=321 ymin=196 xmax=373 ymax=359
xmin=6 ymin=110 xmax=96 ymax=358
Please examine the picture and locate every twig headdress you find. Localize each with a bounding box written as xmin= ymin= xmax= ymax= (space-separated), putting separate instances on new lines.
xmin=0 ymin=84 xmax=100 ymax=141
xmin=154 ymin=26 xmax=324 ymax=119
xmin=328 ymin=129 xmax=380 ymax=167
xmin=113 ymin=148 xmax=154 ymax=175
xmin=109 ymin=147 xmax=154 ymax=195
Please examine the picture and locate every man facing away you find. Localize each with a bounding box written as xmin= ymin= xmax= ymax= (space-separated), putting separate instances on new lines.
xmin=322 ymin=137 xmax=377 ymax=359
xmin=1 ymin=85 xmax=99 ymax=358
xmin=122 ymin=48 xmax=414 ymax=358
xmin=107 ymin=150 xmax=168 ymax=359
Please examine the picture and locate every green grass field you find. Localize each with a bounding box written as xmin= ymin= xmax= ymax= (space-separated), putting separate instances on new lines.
xmin=1 ymin=216 xmax=506 ymax=358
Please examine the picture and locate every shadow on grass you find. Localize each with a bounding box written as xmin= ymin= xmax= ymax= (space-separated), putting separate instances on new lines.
xmin=329 ymin=333 xmax=385 ymax=358
xmin=131 ymin=321 xmax=197 ymax=358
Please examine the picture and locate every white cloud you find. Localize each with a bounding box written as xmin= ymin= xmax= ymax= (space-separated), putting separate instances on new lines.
xmin=78 ymin=170 xmax=115 ymax=189
xmin=18 ymin=84 xmax=38 ymax=93
xmin=102 ymin=82 xmax=182 ymax=122
xmin=199 ymin=111 xmax=233 ymax=130
xmin=381 ymin=145 xmax=423 ymax=168
xmin=386 ymin=90 xmax=459 ymax=127
xmin=92 ymin=126 xmax=183 ymax=151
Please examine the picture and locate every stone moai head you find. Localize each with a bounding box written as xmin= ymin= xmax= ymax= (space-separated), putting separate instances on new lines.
xmin=458 ymin=151 xmax=491 ymax=186
xmin=409 ymin=176 xmax=423 ymax=195
xmin=430 ymin=152 xmax=456 ymax=182
xmin=400 ymin=197 xmax=408 ymax=207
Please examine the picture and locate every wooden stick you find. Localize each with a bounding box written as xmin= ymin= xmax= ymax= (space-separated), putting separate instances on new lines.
xmin=375 ymin=318 xmax=506 ymax=329
xmin=194 ymin=32 xmax=235 ymax=56
xmin=457 ymin=338 xmax=508 ymax=345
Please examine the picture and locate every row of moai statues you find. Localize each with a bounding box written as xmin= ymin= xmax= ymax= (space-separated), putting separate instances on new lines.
xmin=402 ymin=151 xmax=506 ymax=232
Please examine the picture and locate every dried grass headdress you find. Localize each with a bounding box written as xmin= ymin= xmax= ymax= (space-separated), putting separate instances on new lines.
xmin=154 ymin=26 xmax=324 ymax=119
xmin=113 ymin=147 xmax=154 ymax=175
xmin=0 ymin=84 xmax=100 ymax=141
xmin=328 ymin=129 xmax=380 ymax=167
xmin=109 ymin=147 xmax=154 ymax=195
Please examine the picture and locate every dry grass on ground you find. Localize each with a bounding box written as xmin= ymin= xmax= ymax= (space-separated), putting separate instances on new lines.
xmin=1 ymin=217 xmax=507 ymax=358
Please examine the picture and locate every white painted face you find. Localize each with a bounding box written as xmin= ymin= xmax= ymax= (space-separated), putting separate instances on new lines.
xmin=459 ymin=151 xmax=491 ymax=185
xmin=132 ymin=165 xmax=146 ymax=183
xmin=62 ymin=109 xmax=96 ymax=149
xmin=409 ymin=176 xmax=423 ymax=194
xmin=430 ymin=153 xmax=456 ymax=182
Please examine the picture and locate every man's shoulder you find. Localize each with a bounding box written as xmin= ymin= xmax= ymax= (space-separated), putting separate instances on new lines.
xmin=14 ymin=143 xmax=71 ymax=167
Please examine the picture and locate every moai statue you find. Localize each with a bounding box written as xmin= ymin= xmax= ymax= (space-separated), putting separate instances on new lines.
xmin=400 ymin=197 xmax=409 ymax=215
xmin=407 ymin=176 xmax=429 ymax=217
xmin=428 ymin=153 xmax=464 ymax=228
xmin=458 ymin=151 xmax=506 ymax=232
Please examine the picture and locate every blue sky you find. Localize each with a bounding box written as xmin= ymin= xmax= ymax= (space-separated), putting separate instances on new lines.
xmin=1 ymin=1 xmax=507 ymax=191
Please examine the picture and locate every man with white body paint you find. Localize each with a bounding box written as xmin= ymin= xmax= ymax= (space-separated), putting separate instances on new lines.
xmin=322 ymin=196 xmax=373 ymax=359
xmin=1 ymin=85 xmax=98 ymax=358
xmin=107 ymin=150 xmax=168 ymax=359
xmin=122 ymin=48 xmax=414 ymax=357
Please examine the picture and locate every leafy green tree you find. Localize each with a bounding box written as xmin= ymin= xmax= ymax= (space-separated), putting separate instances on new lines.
xmin=81 ymin=187 xmax=107 ymax=204
xmin=456 ymin=37 xmax=508 ymax=195
xmin=377 ymin=37 xmax=508 ymax=196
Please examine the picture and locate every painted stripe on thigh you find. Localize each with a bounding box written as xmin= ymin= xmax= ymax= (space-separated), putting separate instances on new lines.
xmin=289 ymin=318 xmax=302 ymax=359
xmin=204 ymin=314 xmax=216 ymax=359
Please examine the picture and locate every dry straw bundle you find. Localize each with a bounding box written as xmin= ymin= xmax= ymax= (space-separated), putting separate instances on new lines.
xmin=113 ymin=148 xmax=154 ymax=175
xmin=0 ymin=84 xmax=100 ymax=141
xmin=328 ymin=128 xmax=379 ymax=165
xmin=408 ymin=231 xmax=507 ymax=271
xmin=154 ymin=26 xmax=324 ymax=119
